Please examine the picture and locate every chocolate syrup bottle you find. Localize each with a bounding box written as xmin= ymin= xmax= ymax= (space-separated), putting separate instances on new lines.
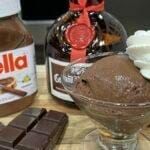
xmin=45 ymin=0 xmax=127 ymax=102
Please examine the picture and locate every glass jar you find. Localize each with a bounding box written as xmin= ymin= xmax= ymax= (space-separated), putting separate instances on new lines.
xmin=0 ymin=0 xmax=37 ymax=116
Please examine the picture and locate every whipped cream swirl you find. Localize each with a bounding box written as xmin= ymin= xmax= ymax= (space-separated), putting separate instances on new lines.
xmin=126 ymin=30 xmax=150 ymax=80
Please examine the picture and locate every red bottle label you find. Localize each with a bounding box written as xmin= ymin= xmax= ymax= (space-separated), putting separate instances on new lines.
xmin=65 ymin=0 xmax=104 ymax=61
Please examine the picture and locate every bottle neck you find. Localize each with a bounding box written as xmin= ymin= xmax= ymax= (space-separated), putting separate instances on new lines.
xmin=70 ymin=0 xmax=104 ymax=6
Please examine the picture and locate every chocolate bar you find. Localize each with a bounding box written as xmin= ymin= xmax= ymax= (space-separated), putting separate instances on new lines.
xmin=0 ymin=108 xmax=68 ymax=150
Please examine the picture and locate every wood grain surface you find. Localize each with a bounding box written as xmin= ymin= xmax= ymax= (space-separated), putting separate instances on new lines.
xmin=0 ymin=65 xmax=149 ymax=150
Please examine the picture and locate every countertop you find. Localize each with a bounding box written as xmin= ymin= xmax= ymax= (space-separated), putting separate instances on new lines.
xmin=0 ymin=65 xmax=150 ymax=150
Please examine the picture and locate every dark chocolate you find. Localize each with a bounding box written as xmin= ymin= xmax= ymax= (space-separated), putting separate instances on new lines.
xmin=8 ymin=115 xmax=37 ymax=132
xmin=32 ymin=119 xmax=59 ymax=137
xmin=16 ymin=132 xmax=50 ymax=150
xmin=0 ymin=107 xmax=68 ymax=150
xmin=46 ymin=111 xmax=68 ymax=145
xmin=0 ymin=126 xmax=25 ymax=148
xmin=22 ymin=108 xmax=47 ymax=119
xmin=44 ymin=110 xmax=67 ymax=123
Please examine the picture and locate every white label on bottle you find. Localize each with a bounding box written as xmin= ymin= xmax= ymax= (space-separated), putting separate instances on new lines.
xmin=48 ymin=57 xmax=73 ymax=102
xmin=0 ymin=43 xmax=37 ymax=104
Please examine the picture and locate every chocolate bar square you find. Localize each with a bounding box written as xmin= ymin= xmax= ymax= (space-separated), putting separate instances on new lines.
xmin=32 ymin=119 xmax=59 ymax=137
xmin=0 ymin=126 xmax=25 ymax=148
xmin=8 ymin=115 xmax=36 ymax=132
xmin=22 ymin=108 xmax=47 ymax=119
xmin=16 ymin=132 xmax=50 ymax=150
xmin=44 ymin=110 xmax=67 ymax=123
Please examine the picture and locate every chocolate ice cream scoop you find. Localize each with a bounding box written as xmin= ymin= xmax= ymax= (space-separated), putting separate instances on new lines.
xmin=74 ymin=54 xmax=150 ymax=103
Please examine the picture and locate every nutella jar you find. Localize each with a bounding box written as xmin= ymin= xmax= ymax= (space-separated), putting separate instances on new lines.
xmin=0 ymin=0 xmax=37 ymax=116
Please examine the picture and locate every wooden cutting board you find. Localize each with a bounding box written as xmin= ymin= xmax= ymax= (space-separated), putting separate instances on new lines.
xmin=0 ymin=65 xmax=149 ymax=150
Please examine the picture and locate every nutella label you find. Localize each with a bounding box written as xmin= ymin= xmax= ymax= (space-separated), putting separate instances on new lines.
xmin=0 ymin=44 xmax=37 ymax=104
xmin=48 ymin=57 xmax=73 ymax=102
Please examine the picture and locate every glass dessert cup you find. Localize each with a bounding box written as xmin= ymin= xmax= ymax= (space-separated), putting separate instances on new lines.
xmin=61 ymin=54 xmax=150 ymax=150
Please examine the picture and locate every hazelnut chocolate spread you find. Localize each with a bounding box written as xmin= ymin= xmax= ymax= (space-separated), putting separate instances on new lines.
xmin=0 ymin=0 xmax=37 ymax=116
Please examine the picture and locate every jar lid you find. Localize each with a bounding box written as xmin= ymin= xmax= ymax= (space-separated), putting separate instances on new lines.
xmin=0 ymin=0 xmax=21 ymax=18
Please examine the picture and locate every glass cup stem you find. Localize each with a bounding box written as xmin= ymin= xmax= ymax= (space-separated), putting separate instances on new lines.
xmin=98 ymin=133 xmax=138 ymax=150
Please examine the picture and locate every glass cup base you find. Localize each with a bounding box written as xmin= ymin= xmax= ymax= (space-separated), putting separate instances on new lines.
xmin=83 ymin=129 xmax=138 ymax=150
